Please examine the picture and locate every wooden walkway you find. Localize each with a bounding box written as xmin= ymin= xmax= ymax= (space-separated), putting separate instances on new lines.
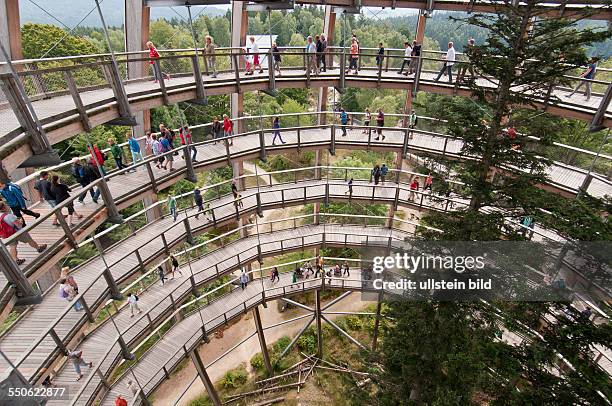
xmin=6 ymin=126 xmax=610 ymax=275
xmin=41 ymin=224 xmax=393 ymax=406
xmin=1 ymin=66 xmax=610 ymax=171
xmin=0 ymin=177 xmax=442 ymax=380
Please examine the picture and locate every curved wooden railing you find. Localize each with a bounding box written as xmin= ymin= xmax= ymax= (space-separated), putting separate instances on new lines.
xmin=1 ymin=46 xmax=610 ymax=172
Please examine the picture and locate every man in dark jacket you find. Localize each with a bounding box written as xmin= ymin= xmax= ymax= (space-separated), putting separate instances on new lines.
xmin=83 ymin=159 xmax=102 ymax=204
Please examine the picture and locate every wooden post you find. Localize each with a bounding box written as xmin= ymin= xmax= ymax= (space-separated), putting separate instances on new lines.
xmin=190 ymin=349 xmax=222 ymax=406
xmin=64 ymin=70 xmax=92 ymax=132
xmin=98 ymin=178 xmax=123 ymax=224
xmin=0 ymin=243 xmax=41 ymax=305
xmin=253 ymin=306 xmax=273 ymax=375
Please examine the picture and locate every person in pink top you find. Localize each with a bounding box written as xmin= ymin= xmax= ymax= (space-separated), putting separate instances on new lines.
xmin=147 ymin=41 xmax=170 ymax=82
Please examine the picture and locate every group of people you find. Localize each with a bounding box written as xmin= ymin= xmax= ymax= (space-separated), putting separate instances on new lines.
xmin=268 ymin=257 xmax=352 ymax=286
xmin=339 ymin=107 xmax=388 ymax=140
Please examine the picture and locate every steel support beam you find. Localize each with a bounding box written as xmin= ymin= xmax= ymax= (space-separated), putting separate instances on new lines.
xmin=0 ymin=242 xmax=41 ymax=305
xmin=278 ymin=316 xmax=315 ymax=361
xmin=315 ymin=290 xmax=323 ymax=358
xmin=231 ymin=1 xmax=247 ymax=134
xmin=253 ymin=306 xmax=273 ymax=375
xmin=371 ymin=290 xmax=384 ymax=351
xmin=189 ymin=348 xmax=222 ymax=406
xmin=321 ymin=313 xmax=367 ymax=351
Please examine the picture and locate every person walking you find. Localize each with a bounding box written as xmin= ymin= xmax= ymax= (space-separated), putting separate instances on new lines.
xmin=127 ymin=293 xmax=142 ymax=317
xmin=342 ymin=261 xmax=350 ymax=277
xmin=50 ymin=175 xmax=83 ymax=226
xmin=108 ymin=138 xmax=125 ymax=171
xmin=457 ymin=38 xmax=476 ymax=82
xmin=223 ymin=114 xmax=234 ymax=146
xmin=179 ymin=126 xmax=197 ymax=162
xmin=159 ymin=133 xmax=174 ymax=171
xmin=375 ymin=109 xmax=385 ymax=140
xmin=234 ymin=193 xmax=244 ymax=209
xmin=0 ymin=202 xmax=46 ymax=264
xmin=240 ymin=270 xmax=249 ymax=290
xmin=157 ymin=265 xmax=166 ymax=285
xmin=88 ymin=144 xmax=107 ymax=176
xmin=115 ymin=395 xmax=128 ymax=406
xmin=376 ymin=42 xmax=385 ymax=69
xmin=271 ymin=267 xmax=280 ymax=284
xmin=424 ymin=173 xmax=433 ymax=192
xmin=231 ymin=180 xmax=239 ymax=199
xmin=247 ymin=36 xmax=264 ymax=75
xmin=272 ymin=116 xmax=286 ymax=145
xmin=408 ymin=110 xmax=418 ymax=129
xmin=398 ymin=41 xmax=412 ymax=75
xmin=212 ymin=116 xmax=223 ymax=144
xmin=0 ymin=180 xmax=40 ymax=226
xmin=145 ymin=131 xmax=154 ymax=157
xmin=66 ymin=349 xmax=92 ymax=381
xmin=168 ymin=195 xmax=177 ymax=222
xmin=409 ymin=177 xmax=420 ymax=201
xmin=83 ymin=159 xmax=102 ymax=204
xmin=204 ymin=35 xmax=217 ymax=78
xmin=194 ymin=188 xmax=204 ymax=219
xmin=72 ymin=158 xmax=94 ymax=204
xmin=60 ymin=278 xmax=82 ymax=312
xmin=147 ymin=41 xmax=170 ymax=82
xmin=169 ymin=255 xmax=183 ymax=278
xmin=151 ymin=134 xmax=163 ymax=169
xmin=372 ymin=165 xmax=381 ymax=185
xmin=316 ymin=35 xmax=324 ymax=73
xmin=567 ymin=57 xmax=598 ymax=101
xmin=315 ymin=255 xmax=324 ymax=278
xmin=271 ymin=42 xmax=282 ymax=76
xmin=434 ymin=42 xmax=456 ymax=83
xmin=127 ymin=132 xmax=143 ymax=169
xmin=346 ymin=38 xmax=359 ymax=74
xmin=345 ymin=177 xmax=353 ymax=197
xmin=340 ymin=108 xmax=349 ymax=136
xmin=362 ymin=108 xmax=371 ymax=134
xmin=380 ymin=164 xmax=389 ymax=184
xmin=408 ymin=39 xmax=421 ymax=75
xmin=60 ymin=266 xmax=79 ymax=294
xmin=34 ymin=171 xmax=59 ymax=226
xmin=320 ymin=34 xmax=328 ymax=72
xmin=306 ymin=36 xmax=318 ymax=75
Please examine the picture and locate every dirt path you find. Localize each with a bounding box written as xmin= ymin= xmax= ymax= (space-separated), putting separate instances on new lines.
xmin=150 ymin=295 xmax=373 ymax=405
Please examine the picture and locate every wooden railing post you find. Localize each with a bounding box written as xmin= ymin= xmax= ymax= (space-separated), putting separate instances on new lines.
xmin=153 ymin=60 xmax=169 ymax=105
xmin=55 ymin=206 xmax=78 ymax=248
xmin=191 ymin=54 xmax=207 ymax=102
xmin=590 ymin=82 xmax=612 ymax=132
xmin=98 ymin=178 xmax=123 ymax=224
xmin=268 ymin=48 xmax=276 ymax=90
xmin=64 ymin=70 xmax=92 ymax=132
xmin=232 ymin=53 xmax=241 ymax=93
xmin=102 ymin=61 xmax=136 ymax=126
xmin=145 ymin=161 xmax=158 ymax=193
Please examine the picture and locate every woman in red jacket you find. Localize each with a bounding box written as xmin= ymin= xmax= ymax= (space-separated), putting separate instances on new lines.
xmin=223 ymin=114 xmax=234 ymax=146
xmin=147 ymin=41 xmax=170 ymax=82
xmin=87 ymin=144 xmax=107 ymax=176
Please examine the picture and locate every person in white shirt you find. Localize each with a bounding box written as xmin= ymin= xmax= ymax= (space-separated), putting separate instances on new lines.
xmin=127 ymin=293 xmax=142 ymax=317
xmin=246 ymin=36 xmax=263 ymax=75
xmin=306 ymin=36 xmax=318 ymax=75
xmin=397 ymin=41 xmax=413 ymax=75
xmin=434 ymin=41 xmax=456 ymax=83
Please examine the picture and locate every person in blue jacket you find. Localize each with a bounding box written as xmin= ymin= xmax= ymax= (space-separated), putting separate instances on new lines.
xmin=380 ymin=164 xmax=389 ymax=183
xmin=0 ymin=180 xmax=40 ymax=225
xmin=340 ymin=108 xmax=349 ymax=136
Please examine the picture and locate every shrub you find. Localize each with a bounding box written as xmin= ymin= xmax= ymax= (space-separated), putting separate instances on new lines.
xmin=250 ymin=353 xmax=265 ymax=372
xmin=345 ymin=316 xmax=363 ymax=331
xmin=220 ymin=368 xmax=247 ymax=389
xmin=297 ymin=334 xmax=317 ymax=354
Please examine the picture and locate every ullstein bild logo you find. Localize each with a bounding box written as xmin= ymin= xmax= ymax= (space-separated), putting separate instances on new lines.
xmin=371 ymin=253 xmax=491 ymax=291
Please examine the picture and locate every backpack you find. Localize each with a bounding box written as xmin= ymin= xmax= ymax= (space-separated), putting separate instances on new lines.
xmin=59 ymin=285 xmax=69 ymax=299
xmin=0 ymin=214 xmax=16 ymax=239
xmin=134 ymin=295 xmax=139 ymax=301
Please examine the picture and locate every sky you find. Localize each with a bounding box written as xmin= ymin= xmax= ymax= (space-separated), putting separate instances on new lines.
xmin=19 ymin=1 xmax=417 ymax=28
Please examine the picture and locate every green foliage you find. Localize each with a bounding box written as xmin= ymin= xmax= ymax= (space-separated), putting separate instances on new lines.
xmin=249 ymin=353 xmax=265 ymax=372
xmin=21 ymin=23 xmax=98 ymax=59
xmin=296 ymin=328 xmax=317 ymax=354
xmin=220 ymin=367 xmax=248 ymax=389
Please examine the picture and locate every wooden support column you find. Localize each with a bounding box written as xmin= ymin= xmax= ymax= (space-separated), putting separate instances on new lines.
xmin=386 ymin=152 xmax=403 ymax=228
xmin=231 ymin=1 xmax=248 ymax=134
xmin=0 ymin=0 xmax=23 ymax=62
xmin=143 ymin=193 xmax=162 ymax=224
xmin=253 ymin=306 xmax=273 ymax=375
xmin=190 ymin=348 xmax=222 ymax=406
xmin=415 ymin=12 xmax=427 ymax=44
